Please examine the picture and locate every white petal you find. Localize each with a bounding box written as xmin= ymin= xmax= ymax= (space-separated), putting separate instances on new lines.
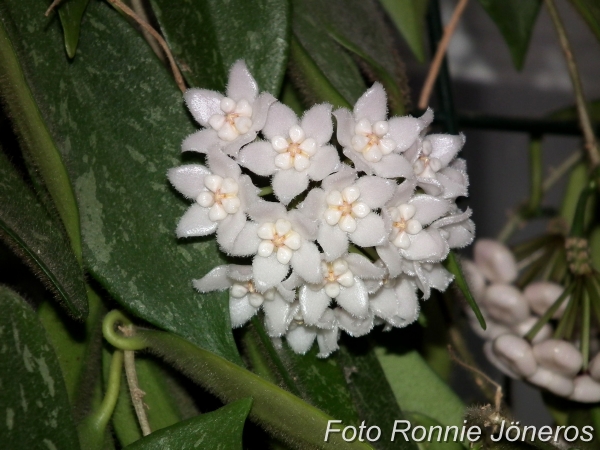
xmin=231 ymin=222 xmax=261 ymax=256
xmin=333 ymin=108 xmax=355 ymax=148
xmin=248 ymin=200 xmax=287 ymax=223
xmin=238 ymin=141 xmax=278 ymax=176
xmin=389 ymin=178 xmax=417 ymax=206
xmin=263 ymin=294 xmax=294 ymax=337
xmin=376 ymin=243 xmax=403 ymax=277
xmin=427 ymin=134 xmax=465 ymax=167
xmin=275 ymin=153 xmax=293 ymax=170
xmin=290 ymin=241 xmax=322 ymax=284
xmin=301 ymin=103 xmax=333 ymax=145
xmin=184 ymin=88 xmax=223 ymax=126
xmin=387 ymin=116 xmax=423 ymax=152
xmin=307 ymin=145 xmax=340 ymax=181
xmin=229 ymin=296 xmax=259 ymax=328
xmin=272 ymin=170 xmax=309 ymax=205
xmin=299 ymin=188 xmax=327 ymax=221
xmin=216 ymin=211 xmax=246 ymax=252
xmin=401 ymin=229 xmax=449 ymax=262
xmin=262 ymin=102 xmax=298 ymax=139
xmin=226 ymin=60 xmax=258 ymax=102
xmin=369 ymin=153 xmax=414 ymax=179
xmin=277 ymin=246 xmax=293 ymax=264
xmin=286 ymin=325 xmax=317 ymax=355
xmin=335 ymin=308 xmax=374 ymax=337
xmin=336 ymin=281 xmax=369 ymax=318
xmin=249 ymin=92 xmax=277 ymax=133
xmin=318 ymin=224 xmax=349 ymax=261
xmin=351 ymin=214 xmax=386 ymax=247
xmin=345 ymin=254 xmax=386 ymax=279
xmin=209 ymin=203 xmax=227 ymax=221
xmin=192 ymin=265 xmax=230 ymax=292
xmin=354 ymin=82 xmax=387 ymax=123
xmin=354 ymin=176 xmax=395 ymax=209
xmin=299 ymin=138 xmax=317 ymax=156
xmin=253 ymin=254 xmax=289 ymax=291
xmin=437 ymin=172 xmax=469 ymax=200
xmin=294 ymin=154 xmax=311 ymax=172
xmin=284 ymin=232 xmax=302 ymax=250
xmin=316 ymin=327 xmax=339 ymax=358
xmin=339 ymin=215 xmax=357 ymax=233
xmin=388 ymin=279 xmax=420 ymax=327
xmin=258 ymin=240 xmax=275 ymax=257
xmin=176 ymin=204 xmax=218 ymax=238
xmin=300 ymin=286 xmax=331 ymax=325
xmin=168 ymin=164 xmax=211 ymax=199
xmin=182 ymin=129 xmax=222 ymax=153
xmin=410 ymin=195 xmax=450 ymax=225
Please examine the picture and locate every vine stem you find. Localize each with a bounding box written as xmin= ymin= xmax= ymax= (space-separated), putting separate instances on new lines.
xmin=418 ymin=0 xmax=469 ymax=110
xmin=124 ymin=349 xmax=152 ymax=436
xmin=106 ymin=0 xmax=186 ymax=93
xmin=545 ymin=0 xmax=600 ymax=168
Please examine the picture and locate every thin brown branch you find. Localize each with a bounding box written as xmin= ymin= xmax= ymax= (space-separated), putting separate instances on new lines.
xmin=545 ymin=0 xmax=600 ymax=168
xmin=44 ymin=0 xmax=64 ymax=16
xmin=418 ymin=0 xmax=469 ymax=110
xmin=106 ymin=0 xmax=186 ymax=93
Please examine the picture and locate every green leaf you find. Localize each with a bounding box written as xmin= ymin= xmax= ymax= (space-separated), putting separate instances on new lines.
xmin=376 ymin=346 xmax=465 ymax=428
xmin=0 ymin=148 xmax=87 ymax=319
xmin=379 ymin=0 xmax=429 ymax=63
xmin=0 ymin=12 xmax=82 ymax=261
xmin=569 ymin=0 xmax=600 ymax=43
xmin=318 ymin=0 xmax=409 ymax=114
xmin=560 ymin=161 xmax=592 ymax=228
xmin=151 ymin=0 xmax=289 ymax=95
xmin=136 ymin=327 xmax=376 ymax=450
xmin=443 ymin=251 xmax=486 ymax=330
xmin=548 ymin=99 xmax=600 ymax=121
xmin=0 ymin=285 xmax=80 ymax=449
xmin=337 ymin=340 xmax=418 ymax=450
xmin=291 ymin=0 xmax=366 ymax=106
xmin=476 ymin=0 xmax=542 ymax=69
xmin=57 ymin=0 xmax=91 ymax=58
xmin=124 ymin=398 xmax=252 ymax=450
xmin=0 ymin=0 xmax=241 ymax=364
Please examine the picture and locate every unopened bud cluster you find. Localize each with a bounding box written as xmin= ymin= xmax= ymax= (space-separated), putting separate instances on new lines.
xmin=169 ymin=61 xmax=474 ymax=357
xmin=464 ymin=239 xmax=600 ymax=402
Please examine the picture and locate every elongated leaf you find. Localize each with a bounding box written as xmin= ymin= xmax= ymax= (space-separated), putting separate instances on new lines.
xmin=0 ymin=149 xmax=87 ymax=319
xmin=380 ymin=0 xmax=429 ymax=63
xmin=125 ymin=398 xmax=252 ymax=450
xmin=337 ymin=340 xmax=417 ymax=450
xmin=151 ymin=0 xmax=289 ymax=95
xmin=0 ymin=0 xmax=241 ymax=364
xmin=317 ymin=0 xmax=409 ymax=114
xmin=57 ymin=0 xmax=90 ymax=58
xmin=476 ymin=0 xmax=542 ymax=69
xmin=291 ymin=0 xmax=366 ymax=106
xmin=0 ymin=285 xmax=80 ymax=449
xmin=136 ymin=327 xmax=376 ymax=450
xmin=569 ymin=0 xmax=600 ymax=43
xmin=375 ymin=346 xmax=465 ymax=428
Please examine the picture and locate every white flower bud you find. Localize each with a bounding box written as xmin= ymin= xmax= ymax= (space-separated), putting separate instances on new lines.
xmin=532 ymin=339 xmax=582 ymax=377
xmin=474 ymin=239 xmax=518 ymax=284
xmin=512 ymin=317 xmax=552 ymax=344
xmin=493 ymin=334 xmax=537 ymax=377
xmin=483 ymin=284 xmax=529 ymax=325
xmin=527 ymin=367 xmax=574 ymax=397
xmin=570 ymin=376 xmax=600 ymax=403
xmin=523 ymin=281 xmax=568 ymax=318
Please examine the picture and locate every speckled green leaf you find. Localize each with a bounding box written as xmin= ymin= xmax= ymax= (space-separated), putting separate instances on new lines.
xmin=476 ymin=0 xmax=542 ymax=70
xmin=0 ymin=0 xmax=241 ymax=364
xmin=0 ymin=285 xmax=80 ymax=449
xmin=376 ymin=346 xmax=465 ymax=428
xmin=151 ymin=0 xmax=289 ymax=94
xmin=0 ymin=149 xmax=87 ymax=319
xmin=57 ymin=0 xmax=90 ymax=58
xmin=291 ymin=0 xmax=366 ymax=106
xmin=569 ymin=0 xmax=600 ymax=43
xmin=380 ymin=0 xmax=429 ymax=63
xmin=125 ymin=398 xmax=252 ymax=450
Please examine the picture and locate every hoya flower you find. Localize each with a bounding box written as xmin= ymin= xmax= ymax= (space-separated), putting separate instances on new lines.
xmin=230 ymin=200 xmax=321 ymax=290
xmin=282 ymin=304 xmax=340 ymax=357
xmin=193 ymin=265 xmax=294 ymax=332
xmin=183 ymin=61 xmax=276 ymax=156
xmin=238 ymin=102 xmax=340 ymax=204
xmin=334 ymin=83 xmax=432 ymax=178
xmin=168 ymin=148 xmax=258 ymax=252
xmin=300 ymin=166 xmax=394 ymax=261
xmin=404 ymin=134 xmax=469 ymax=200
xmin=376 ymin=179 xmax=451 ymax=278
xmin=297 ymin=253 xmax=385 ymax=325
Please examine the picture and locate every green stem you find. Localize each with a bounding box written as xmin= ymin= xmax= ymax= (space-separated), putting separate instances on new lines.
xmin=525 ymin=282 xmax=575 ymax=341
xmin=554 ymin=281 xmax=581 ymax=340
xmin=570 ymin=179 xmax=596 ymax=237
xmin=259 ymin=186 xmax=273 ymax=197
xmin=582 ymin=286 xmax=591 ymax=370
xmin=102 ymin=310 xmax=147 ymax=351
xmin=528 ymin=136 xmax=543 ymax=214
xmin=545 ymin=0 xmax=600 ymax=168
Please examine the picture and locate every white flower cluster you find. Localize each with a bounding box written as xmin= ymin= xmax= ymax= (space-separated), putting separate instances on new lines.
xmin=464 ymin=239 xmax=600 ymax=402
xmin=169 ymin=61 xmax=474 ymax=357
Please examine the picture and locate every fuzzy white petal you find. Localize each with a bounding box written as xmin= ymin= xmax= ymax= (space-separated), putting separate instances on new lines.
xmin=300 ymin=286 xmax=331 ymax=325
xmin=176 ymin=204 xmax=218 ymax=238
xmin=238 ymin=141 xmax=278 ymax=176
xmin=369 ymin=153 xmax=414 ymax=179
xmin=410 ymin=195 xmax=450 ymax=225
xmin=336 ymin=280 xmax=369 ymax=318
xmin=182 ymin=129 xmax=222 ymax=153
xmin=335 ymin=309 xmax=374 ymax=337
xmin=402 ymin=229 xmax=449 ymax=262
xmin=354 ymin=176 xmax=395 ymax=209
xmin=216 ymin=211 xmax=246 ymax=252
xmin=301 ymin=104 xmax=333 ymax=145
xmin=286 ymin=325 xmax=317 ymax=355
xmin=229 ymin=296 xmax=259 ymax=328
xmin=184 ymin=89 xmax=223 ymax=126
xmin=318 ymin=224 xmax=349 ymax=261
xmin=226 ymin=60 xmax=258 ymax=102
xmin=307 ymin=145 xmax=340 ymax=181
xmin=231 ymin=222 xmax=261 ymax=256
xmin=192 ymin=265 xmax=230 ymax=292
xmin=168 ymin=164 xmax=211 ymax=199
xmin=387 ymin=116 xmax=423 ymax=152
xmin=262 ymin=102 xmax=299 ymax=139
xmin=427 ymin=134 xmax=465 ymax=166
xmin=273 ymin=170 xmax=309 ymax=205
xmin=354 ymin=83 xmax=387 ymax=123
xmin=263 ymin=294 xmax=294 ymax=337
xmin=253 ymin=254 xmax=289 ymax=291
xmin=290 ymin=241 xmax=322 ymax=284
xmin=351 ymin=214 xmax=386 ymax=247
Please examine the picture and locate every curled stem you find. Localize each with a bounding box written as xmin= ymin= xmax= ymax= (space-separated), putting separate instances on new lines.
xmin=106 ymin=0 xmax=186 ymax=93
xmin=102 ymin=310 xmax=147 ymax=351
xmin=418 ymin=0 xmax=469 ymax=110
xmin=545 ymin=0 xmax=600 ymax=168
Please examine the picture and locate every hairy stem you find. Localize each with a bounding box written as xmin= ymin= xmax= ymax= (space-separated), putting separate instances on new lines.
xmin=124 ymin=350 xmax=152 ymax=436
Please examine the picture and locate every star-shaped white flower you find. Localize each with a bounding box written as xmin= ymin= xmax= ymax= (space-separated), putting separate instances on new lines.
xmin=182 ymin=60 xmax=276 ymax=157
xmin=296 ymin=253 xmax=385 ymax=325
xmin=168 ymin=148 xmax=259 ymax=252
xmin=238 ymin=102 xmax=340 ymax=204
xmin=193 ymin=264 xmax=295 ymax=332
xmin=300 ymin=166 xmax=394 ymax=261
xmin=403 ymin=134 xmax=469 ymax=199
xmin=230 ymin=200 xmax=322 ymax=291
xmin=334 ymin=83 xmax=432 ymax=178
